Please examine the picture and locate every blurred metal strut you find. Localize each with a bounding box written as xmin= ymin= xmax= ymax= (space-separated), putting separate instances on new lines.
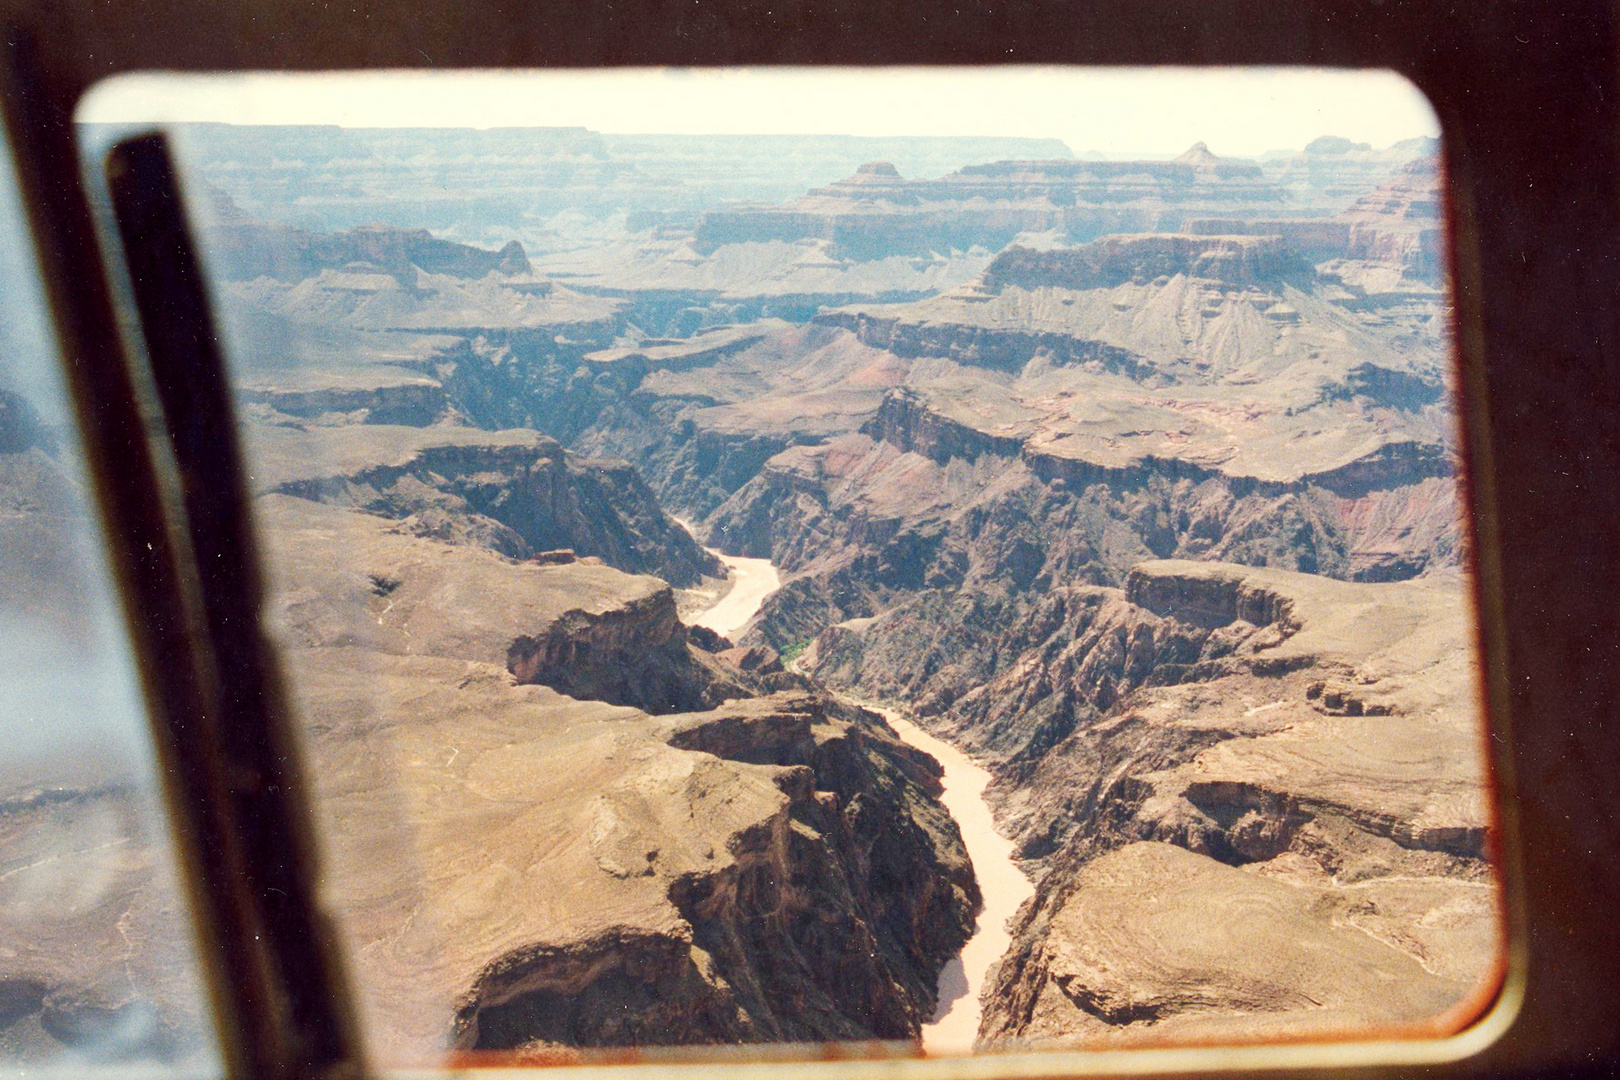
xmin=0 ymin=30 xmax=365 ymax=1080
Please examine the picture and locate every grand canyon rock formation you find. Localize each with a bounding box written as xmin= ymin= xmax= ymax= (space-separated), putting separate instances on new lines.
xmin=0 ymin=124 xmax=1496 ymax=1063
xmin=691 ymin=147 xmax=1286 ymax=258
xmin=971 ymin=560 xmax=1493 ymax=1044
xmin=205 ymin=135 xmax=1486 ymax=1050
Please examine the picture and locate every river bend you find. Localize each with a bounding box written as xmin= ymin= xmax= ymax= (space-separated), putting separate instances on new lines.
xmin=688 ymin=542 xmax=1034 ymax=1054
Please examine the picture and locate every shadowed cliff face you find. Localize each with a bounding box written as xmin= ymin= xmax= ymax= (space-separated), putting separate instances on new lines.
xmin=452 ymin=693 xmax=977 ymax=1051
xmin=258 ymin=429 xmax=721 ymax=586
xmin=506 ymin=587 xmax=773 ymax=714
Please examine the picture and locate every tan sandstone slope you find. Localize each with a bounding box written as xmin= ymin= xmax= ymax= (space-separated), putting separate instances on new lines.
xmin=962 ymin=560 xmax=1500 ymax=1046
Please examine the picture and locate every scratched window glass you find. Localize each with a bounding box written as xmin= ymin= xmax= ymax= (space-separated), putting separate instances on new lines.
xmin=0 ymin=133 xmax=219 ymax=1070
xmin=78 ymin=67 xmax=1502 ymax=1064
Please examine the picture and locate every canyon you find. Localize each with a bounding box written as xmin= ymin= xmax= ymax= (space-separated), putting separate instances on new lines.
xmin=0 ymin=121 xmax=1499 ymax=1064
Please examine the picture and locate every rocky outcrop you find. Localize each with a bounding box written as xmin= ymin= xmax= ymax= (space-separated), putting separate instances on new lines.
xmin=452 ymin=690 xmax=979 ymax=1051
xmin=1185 ymin=155 xmax=1444 ymax=282
xmin=239 ymin=379 xmax=451 ymax=426
xmin=651 ymin=694 xmax=974 ymax=1046
xmin=1337 ymin=157 xmax=1446 ymax=280
xmin=708 ymin=421 xmax=1458 ymax=633
xmin=859 ymin=390 xmax=1023 ymax=463
xmin=200 ymin=186 xmax=532 ymax=284
xmin=981 ymin=234 xmax=1311 ymax=292
xmin=804 ymin=558 xmax=1494 ymax=1044
xmin=1173 ymin=142 xmax=1265 ymax=180
xmin=451 ymin=927 xmax=742 ymax=1050
xmin=818 ymin=310 xmax=1153 ymax=379
xmin=983 ymin=841 xmax=1482 ymax=1044
xmin=963 ymin=561 xmax=1495 ymax=1044
xmin=1124 ymin=560 xmax=1298 ymax=630
xmin=508 ymin=587 xmax=762 ymax=713
xmin=426 ymin=335 xmax=645 ymax=445
xmin=1297 ymin=438 xmax=1451 ymax=499
xmin=265 ymin=431 xmax=720 ymax=586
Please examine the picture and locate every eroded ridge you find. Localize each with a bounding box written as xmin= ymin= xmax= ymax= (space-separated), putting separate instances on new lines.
xmin=955 ymin=561 xmax=1496 ymax=1044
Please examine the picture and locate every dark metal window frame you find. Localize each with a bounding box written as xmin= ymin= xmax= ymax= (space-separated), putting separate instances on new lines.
xmin=1 ymin=1 xmax=1617 ymax=1077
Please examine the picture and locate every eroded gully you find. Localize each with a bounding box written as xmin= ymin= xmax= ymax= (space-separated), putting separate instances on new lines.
xmin=686 ymin=541 xmax=1035 ymax=1055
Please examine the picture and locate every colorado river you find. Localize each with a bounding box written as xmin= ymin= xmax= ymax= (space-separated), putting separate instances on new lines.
xmin=690 ymin=539 xmax=1034 ymax=1055
xmin=865 ymin=707 xmax=1035 ymax=1054
xmin=688 ymin=553 xmax=780 ymax=639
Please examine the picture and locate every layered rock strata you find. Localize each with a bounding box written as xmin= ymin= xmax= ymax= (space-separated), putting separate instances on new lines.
xmin=156 ymin=123 xmax=1070 ymax=234
xmin=166 ymin=135 xmax=1493 ymax=1053
xmin=952 ymin=561 xmax=1497 ymax=1044
xmin=693 ymin=146 xmax=1289 ymax=258
xmin=1186 ymin=156 xmax=1445 ymax=282
xmin=198 ymin=186 xmax=532 ymax=284
xmin=251 ymin=425 xmax=721 ymax=586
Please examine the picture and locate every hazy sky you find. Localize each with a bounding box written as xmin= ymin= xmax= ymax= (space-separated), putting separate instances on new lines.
xmin=79 ymin=67 xmax=1439 ymax=159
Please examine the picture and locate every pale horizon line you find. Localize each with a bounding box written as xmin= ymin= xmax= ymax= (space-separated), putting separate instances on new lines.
xmin=77 ymin=68 xmax=1441 ymax=161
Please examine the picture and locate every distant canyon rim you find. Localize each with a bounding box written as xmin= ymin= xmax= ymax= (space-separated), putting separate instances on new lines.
xmin=0 ymin=125 xmax=1501 ymax=1065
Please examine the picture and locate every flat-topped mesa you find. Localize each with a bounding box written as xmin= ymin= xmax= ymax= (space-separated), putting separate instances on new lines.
xmin=982 ymin=233 xmax=1311 ymax=292
xmin=1185 ymin=154 xmax=1444 ymax=280
xmin=201 ymin=185 xmax=535 ymax=283
xmin=239 ymin=380 xmax=450 ymax=427
xmin=1125 ymin=560 xmax=1299 ymax=632
xmin=816 ymin=306 xmax=1153 ymax=379
xmin=949 ymin=142 xmax=1264 ymax=188
xmin=507 ymin=587 xmax=761 ymax=714
xmin=334 ymin=224 xmax=532 ymax=280
xmin=859 ymin=388 xmax=1024 ymax=464
xmin=692 ymin=149 xmax=1287 ymax=257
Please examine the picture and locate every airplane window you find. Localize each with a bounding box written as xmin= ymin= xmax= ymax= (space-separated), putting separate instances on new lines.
xmin=0 ymin=129 xmax=221 ymax=1070
xmin=73 ymin=66 xmax=1504 ymax=1067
